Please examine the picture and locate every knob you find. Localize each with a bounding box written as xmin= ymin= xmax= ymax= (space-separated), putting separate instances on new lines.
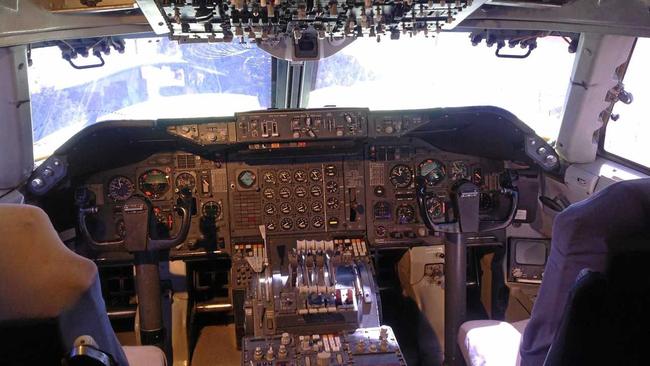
xmin=281 ymin=332 xmax=291 ymax=345
xmin=356 ymin=340 xmax=365 ymax=352
xmin=278 ymin=344 xmax=288 ymax=359
xmin=317 ymin=351 xmax=331 ymax=366
xmin=253 ymin=346 xmax=263 ymax=361
xmin=369 ymin=343 xmax=378 ymax=353
xmin=42 ymin=168 xmax=54 ymax=177
xmin=31 ymin=178 xmax=44 ymax=189
xmin=265 ymin=346 xmax=275 ymax=361
xmin=384 ymin=125 xmax=394 ymax=134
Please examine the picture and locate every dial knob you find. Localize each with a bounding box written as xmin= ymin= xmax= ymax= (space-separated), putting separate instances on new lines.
xmin=316 ymin=352 xmax=331 ymax=366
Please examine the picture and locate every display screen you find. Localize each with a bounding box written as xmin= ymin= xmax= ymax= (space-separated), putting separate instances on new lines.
xmin=515 ymin=240 xmax=548 ymax=266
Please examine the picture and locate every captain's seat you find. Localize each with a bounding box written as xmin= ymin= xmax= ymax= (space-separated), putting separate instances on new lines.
xmin=0 ymin=204 xmax=166 ymax=365
xmin=458 ymin=178 xmax=650 ymax=366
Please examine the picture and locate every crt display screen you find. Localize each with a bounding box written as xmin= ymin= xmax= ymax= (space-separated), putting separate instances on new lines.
xmin=515 ymin=240 xmax=548 ymax=266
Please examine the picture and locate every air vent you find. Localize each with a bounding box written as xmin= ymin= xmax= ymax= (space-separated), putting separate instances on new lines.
xmin=177 ymin=154 xmax=197 ymax=169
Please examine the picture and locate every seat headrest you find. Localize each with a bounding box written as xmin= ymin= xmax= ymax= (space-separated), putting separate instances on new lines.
xmin=0 ymin=204 xmax=97 ymax=322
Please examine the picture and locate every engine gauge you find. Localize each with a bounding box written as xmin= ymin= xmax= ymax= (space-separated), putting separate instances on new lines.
xmin=278 ymin=170 xmax=291 ymax=183
xmin=108 ymin=176 xmax=135 ymax=201
xmin=311 ymin=216 xmax=324 ymax=228
xmin=280 ymin=218 xmax=293 ymax=230
xmin=326 ymin=181 xmax=338 ymax=193
xmin=263 ymin=171 xmax=276 ymax=184
xmin=175 ymin=172 xmax=196 ymax=192
xmin=295 ymin=186 xmax=307 ymax=198
xmin=296 ymin=217 xmax=309 ymax=229
xmin=325 ymin=165 xmax=337 ymax=177
xmin=418 ymin=159 xmax=446 ymax=186
xmin=296 ymin=202 xmax=307 ymax=213
xmin=311 ymin=201 xmax=323 ymax=213
xmin=294 ymin=170 xmax=307 ymax=183
xmin=264 ymin=203 xmax=276 ymax=215
xmin=310 ymin=169 xmax=322 ymax=182
xmin=138 ymin=169 xmax=170 ymax=199
xmin=280 ymin=202 xmax=292 ymax=214
xmin=389 ymin=164 xmax=414 ymax=188
xmin=263 ymin=188 xmax=275 ymax=200
xmin=266 ymin=220 xmax=277 ymax=231
xmin=279 ymin=187 xmax=292 ymax=199
xmin=202 ymin=201 xmax=222 ymax=218
xmin=310 ymin=185 xmax=322 ymax=197
xmin=237 ymin=170 xmax=256 ymax=189
xmin=327 ymin=197 xmax=340 ymax=209
xmin=450 ymin=161 xmax=469 ymax=181
xmin=396 ymin=204 xmax=416 ymax=224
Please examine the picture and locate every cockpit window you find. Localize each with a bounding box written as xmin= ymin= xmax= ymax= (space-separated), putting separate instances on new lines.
xmin=28 ymin=37 xmax=272 ymax=161
xmin=603 ymin=37 xmax=650 ymax=169
xmin=307 ymin=33 xmax=575 ymax=141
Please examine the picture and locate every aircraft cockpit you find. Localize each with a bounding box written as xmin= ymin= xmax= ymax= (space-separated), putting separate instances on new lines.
xmin=1 ymin=1 xmax=649 ymax=365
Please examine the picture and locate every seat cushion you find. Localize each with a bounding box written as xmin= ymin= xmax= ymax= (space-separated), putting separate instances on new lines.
xmin=123 ymin=346 xmax=167 ymax=366
xmin=458 ymin=319 xmax=529 ymax=366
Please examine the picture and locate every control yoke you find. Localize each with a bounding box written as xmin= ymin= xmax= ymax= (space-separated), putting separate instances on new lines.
xmin=77 ymin=192 xmax=192 ymax=351
xmin=415 ymin=176 xmax=518 ymax=366
xmin=416 ymin=176 xmax=519 ymax=234
xmin=78 ymin=194 xmax=192 ymax=252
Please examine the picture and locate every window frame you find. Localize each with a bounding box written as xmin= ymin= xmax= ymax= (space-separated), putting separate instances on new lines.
xmin=597 ymin=37 xmax=650 ymax=174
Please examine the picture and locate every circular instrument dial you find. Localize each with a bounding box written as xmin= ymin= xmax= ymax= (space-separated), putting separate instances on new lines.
xmin=263 ymin=171 xmax=276 ymax=184
xmin=310 ymin=185 xmax=322 ymax=197
xmin=296 ymin=217 xmax=308 ymax=229
xmin=450 ymin=161 xmax=469 ymax=181
xmin=327 ymin=197 xmax=340 ymax=209
xmin=279 ymin=187 xmax=292 ymax=199
xmin=138 ymin=169 xmax=170 ymax=199
xmin=280 ymin=202 xmax=292 ymax=214
xmin=278 ymin=170 xmax=291 ymax=183
xmin=263 ymin=188 xmax=275 ymax=199
xmin=418 ymin=159 xmax=446 ymax=186
xmin=202 ymin=201 xmax=222 ymax=218
xmin=311 ymin=201 xmax=323 ymax=213
xmin=325 ymin=165 xmax=337 ymax=177
xmin=296 ymin=202 xmax=307 ymax=213
xmin=326 ymin=181 xmax=338 ymax=193
xmin=426 ymin=197 xmax=445 ymax=219
xmin=108 ymin=176 xmax=135 ymax=201
xmin=175 ymin=172 xmax=196 ymax=191
xmin=310 ymin=169 xmax=322 ymax=181
xmin=295 ymin=186 xmax=307 ymax=198
xmin=264 ymin=203 xmax=276 ymax=215
xmin=266 ymin=220 xmax=277 ymax=231
xmin=294 ymin=170 xmax=307 ymax=183
xmin=237 ymin=170 xmax=256 ymax=189
xmin=389 ymin=164 xmax=414 ymax=188
xmin=396 ymin=204 xmax=416 ymax=224
xmin=311 ymin=216 xmax=324 ymax=228
xmin=280 ymin=218 xmax=293 ymax=230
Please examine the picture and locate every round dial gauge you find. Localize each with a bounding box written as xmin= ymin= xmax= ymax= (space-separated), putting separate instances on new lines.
xmin=311 ymin=201 xmax=323 ymax=213
xmin=396 ymin=204 xmax=416 ymax=224
xmin=108 ymin=176 xmax=135 ymax=201
xmin=266 ymin=220 xmax=277 ymax=231
xmin=295 ymin=186 xmax=307 ymax=198
xmin=264 ymin=203 xmax=276 ymax=215
xmin=310 ymin=169 xmax=322 ymax=182
xmin=138 ymin=169 xmax=170 ymax=199
xmin=202 ymin=201 xmax=222 ymax=218
xmin=296 ymin=217 xmax=309 ymax=229
xmin=327 ymin=197 xmax=340 ymax=209
xmin=263 ymin=171 xmax=276 ymax=184
xmin=238 ymin=170 xmax=256 ymax=189
xmin=280 ymin=202 xmax=292 ymax=214
xmin=310 ymin=185 xmax=322 ymax=197
xmin=278 ymin=170 xmax=291 ymax=183
xmin=325 ymin=165 xmax=337 ymax=177
xmin=418 ymin=159 xmax=446 ymax=186
xmin=263 ymin=188 xmax=275 ymax=199
xmin=294 ymin=170 xmax=307 ymax=183
xmin=175 ymin=172 xmax=196 ymax=192
xmin=389 ymin=164 xmax=414 ymax=188
xmin=296 ymin=202 xmax=307 ymax=213
xmin=312 ymin=216 xmax=324 ymax=228
xmin=279 ymin=187 xmax=292 ymax=199
xmin=326 ymin=181 xmax=338 ymax=193
xmin=280 ymin=218 xmax=293 ymax=230
xmin=450 ymin=161 xmax=469 ymax=181
xmin=426 ymin=197 xmax=445 ymax=219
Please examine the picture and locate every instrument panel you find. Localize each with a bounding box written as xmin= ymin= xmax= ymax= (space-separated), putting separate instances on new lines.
xmin=73 ymin=108 xmax=533 ymax=257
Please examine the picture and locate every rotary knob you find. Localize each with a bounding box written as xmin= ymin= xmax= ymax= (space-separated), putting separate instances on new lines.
xmin=317 ymin=351 xmax=331 ymax=366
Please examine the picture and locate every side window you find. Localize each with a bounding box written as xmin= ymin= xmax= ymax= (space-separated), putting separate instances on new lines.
xmin=603 ymin=37 xmax=650 ymax=168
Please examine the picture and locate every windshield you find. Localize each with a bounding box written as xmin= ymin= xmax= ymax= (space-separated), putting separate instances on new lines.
xmin=28 ymin=37 xmax=272 ymax=161
xmin=307 ymin=33 xmax=575 ymax=140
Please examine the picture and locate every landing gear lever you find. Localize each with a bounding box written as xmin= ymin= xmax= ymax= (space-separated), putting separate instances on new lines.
xmin=416 ymin=177 xmax=518 ymax=366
